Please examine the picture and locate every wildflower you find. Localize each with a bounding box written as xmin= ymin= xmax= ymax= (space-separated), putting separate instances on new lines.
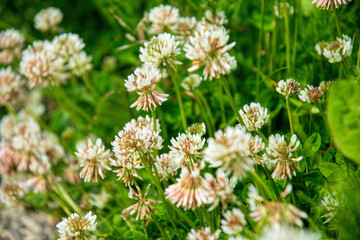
xmin=124 ymin=65 xmax=168 ymax=111
xmin=169 ymin=132 xmax=205 ymax=169
xmin=204 ymin=126 xmax=253 ymax=179
xmin=182 ymin=74 xmax=203 ymax=91
xmin=27 ymin=162 xmax=53 ymax=193
xmin=312 ymin=0 xmax=351 ymax=10
xmin=276 ymin=79 xmax=301 ymax=98
xmin=221 ymin=208 xmax=246 ymax=235
xmin=319 ymin=80 xmax=332 ymax=94
xmin=239 ymin=103 xmax=270 ymax=131
xmin=299 ymin=85 xmax=323 ymax=103
xmin=187 ymin=227 xmax=221 ymax=240
xmin=258 ymin=225 xmax=320 ymax=240
xmin=248 ymin=185 xmax=308 ymax=227
xmin=51 ymin=33 xmax=85 ymax=61
xmin=0 ymin=67 xmax=25 ymax=105
xmin=68 ymin=51 xmax=93 ymax=76
xmin=186 ymin=122 xmax=206 ymax=136
xmin=75 ymin=138 xmax=112 ymax=182
xmin=34 ymin=7 xmax=63 ymax=32
xmin=249 ymin=135 xmax=265 ymax=165
xmin=204 ymin=169 xmax=238 ymax=211
xmin=315 ymin=41 xmax=328 ymax=55
xmin=140 ymin=33 xmax=181 ymax=68
xmin=0 ymin=114 xmax=17 ymax=140
xmin=64 ymin=163 xmax=81 ymax=184
xmin=154 ymin=153 xmax=180 ymax=181
xmin=20 ymin=41 xmax=66 ymax=87
xmin=264 ymin=134 xmax=302 ymax=180
xmin=0 ymin=182 xmax=24 ymax=206
xmin=204 ymin=10 xmax=228 ymax=26
xmin=165 ymin=168 xmax=209 ymax=210
xmin=172 ymin=17 xmax=197 ymax=40
xmin=125 ymin=184 xmax=160 ymax=220
xmin=111 ymin=161 xmax=142 ymax=186
xmin=184 ymin=25 xmax=236 ymax=80
xmin=111 ymin=116 xmax=163 ymax=168
xmin=321 ymin=192 xmax=344 ymax=223
xmin=148 ymin=5 xmax=179 ymax=34
xmin=274 ymin=3 xmax=294 ymax=19
xmin=323 ymin=34 xmax=352 ymax=63
xmin=0 ymin=29 xmax=24 ymax=64
xmin=56 ymin=211 xmax=97 ymax=240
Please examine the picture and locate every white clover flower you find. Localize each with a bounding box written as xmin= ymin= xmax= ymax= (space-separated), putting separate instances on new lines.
xmin=0 ymin=182 xmax=25 ymax=206
xmin=274 ymin=2 xmax=294 ymax=19
xmin=111 ymin=116 xmax=163 ymax=168
xmin=0 ymin=114 xmax=17 ymax=140
xmin=155 ymin=153 xmax=180 ymax=181
xmin=148 ymin=5 xmax=179 ymax=34
xmin=68 ymin=51 xmax=93 ymax=76
xmin=239 ymin=103 xmax=269 ymax=131
xmin=204 ymin=125 xmax=253 ymax=180
xmin=182 ymin=74 xmax=202 ymax=91
xmin=165 ymin=168 xmax=209 ymax=210
xmin=75 ymin=138 xmax=112 ymax=182
xmin=204 ymin=10 xmax=228 ymax=25
xmin=34 ymin=7 xmax=63 ymax=32
xmin=169 ymin=132 xmax=205 ymax=170
xmin=258 ymin=225 xmax=320 ymax=240
xmin=312 ymin=0 xmax=351 ymax=10
xmin=276 ymin=79 xmax=301 ymax=98
xmin=249 ymin=135 xmax=265 ymax=165
xmin=315 ymin=41 xmax=328 ymax=56
xmin=319 ymin=80 xmax=332 ymax=94
xmin=20 ymin=40 xmax=67 ymax=87
xmin=184 ymin=25 xmax=236 ymax=80
xmin=187 ymin=227 xmax=221 ymax=240
xmin=125 ymin=184 xmax=160 ymax=220
xmin=0 ymin=29 xmax=24 ymax=64
xmin=264 ymin=134 xmax=303 ymax=180
xmin=221 ymin=208 xmax=246 ymax=235
xmin=204 ymin=169 xmax=238 ymax=211
xmin=140 ymin=33 xmax=181 ymax=68
xmin=299 ymin=85 xmax=323 ymax=103
xmin=323 ymin=34 xmax=353 ymax=63
xmin=186 ymin=122 xmax=206 ymax=136
xmin=56 ymin=211 xmax=97 ymax=240
xmin=125 ymin=65 xmax=168 ymax=111
xmin=321 ymin=192 xmax=345 ymax=223
xmin=51 ymin=33 xmax=85 ymax=61
xmin=171 ymin=17 xmax=197 ymax=40
xmin=0 ymin=67 xmax=25 ymax=105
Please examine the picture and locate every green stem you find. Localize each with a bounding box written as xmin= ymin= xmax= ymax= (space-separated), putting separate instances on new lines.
xmin=256 ymin=129 xmax=268 ymax=145
xmin=218 ymin=79 xmax=226 ymax=124
xmin=283 ymin=0 xmax=291 ymax=72
xmin=250 ymin=171 xmax=276 ymax=201
xmin=138 ymin=153 xmax=181 ymax=238
xmin=54 ymin=182 xmax=83 ymax=214
xmin=261 ymin=166 xmax=281 ymax=200
xmin=5 ymin=103 xmax=17 ymax=118
xmin=197 ymin=90 xmax=215 ymax=134
xmin=151 ymin=109 xmax=157 ymax=132
xmin=334 ymin=9 xmax=342 ymax=37
xmin=194 ymin=91 xmax=214 ymax=137
xmin=49 ymin=191 xmax=72 ymax=216
xmin=152 ymin=214 xmax=170 ymax=240
xmin=166 ymin=63 xmax=187 ymax=130
xmin=82 ymin=74 xmax=100 ymax=98
xmin=200 ymin=207 xmax=214 ymax=231
xmin=256 ymin=0 xmax=265 ymax=101
xmin=292 ymin=0 xmax=301 ymax=69
xmin=220 ymin=77 xmax=243 ymax=125
xmin=286 ymin=97 xmax=294 ymax=135
xmin=316 ymin=102 xmax=327 ymax=125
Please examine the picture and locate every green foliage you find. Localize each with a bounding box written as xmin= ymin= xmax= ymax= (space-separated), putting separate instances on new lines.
xmin=328 ymin=81 xmax=360 ymax=164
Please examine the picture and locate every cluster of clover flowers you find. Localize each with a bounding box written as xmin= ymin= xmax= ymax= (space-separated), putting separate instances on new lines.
xmin=0 ymin=0 xmax=353 ymax=239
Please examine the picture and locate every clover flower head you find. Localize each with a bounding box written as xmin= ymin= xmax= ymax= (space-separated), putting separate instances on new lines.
xmin=239 ymin=102 xmax=270 ymax=131
xmin=34 ymin=7 xmax=63 ymax=32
